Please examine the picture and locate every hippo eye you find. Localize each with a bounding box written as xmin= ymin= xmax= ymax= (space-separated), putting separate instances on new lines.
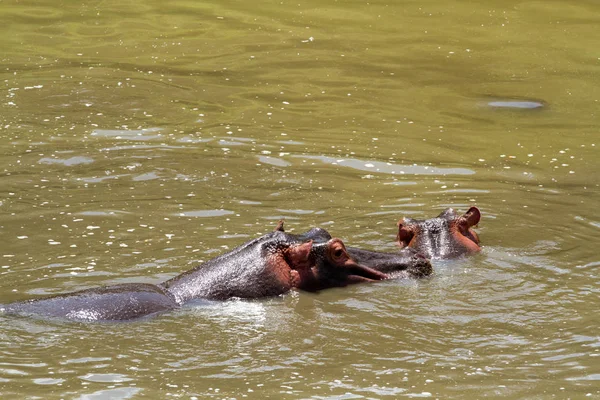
xmin=329 ymin=245 xmax=346 ymax=261
xmin=328 ymin=239 xmax=348 ymax=262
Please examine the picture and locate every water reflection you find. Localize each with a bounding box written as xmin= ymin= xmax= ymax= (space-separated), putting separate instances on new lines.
xmin=297 ymin=155 xmax=475 ymax=176
xmin=77 ymin=211 xmax=131 ymax=216
xmin=486 ymin=100 xmax=545 ymax=109
xmin=62 ymin=357 xmax=112 ymax=365
xmin=99 ymin=144 xmax=186 ymax=151
xmin=91 ymin=128 xmax=163 ymax=140
xmin=38 ymin=156 xmax=94 ymax=166
xmin=76 ymin=387 xmax=142 ymax=400
xmin=258 ymin=155 xmax=291 ymax=167
xmin=32 ymin=377 xmax=65 ymax=385
xmin=132 ymin=172 xmax=160 ymax=181
xmin=80 ymin=373 xmax=133 ymax=383
xmin=177 ymin=210 xmax=234 ymax=217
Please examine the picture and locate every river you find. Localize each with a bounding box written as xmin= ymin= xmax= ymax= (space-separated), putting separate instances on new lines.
xmin=1 ymin=0 xmax=598 ymax=398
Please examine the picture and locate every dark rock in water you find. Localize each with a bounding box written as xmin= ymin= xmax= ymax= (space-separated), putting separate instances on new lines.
xmin=487 ymin=100 xmax=544 ymax=109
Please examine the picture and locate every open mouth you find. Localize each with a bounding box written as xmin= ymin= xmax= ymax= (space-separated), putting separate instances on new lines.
xmin=345 ymin=263 xmax=389 ymax=282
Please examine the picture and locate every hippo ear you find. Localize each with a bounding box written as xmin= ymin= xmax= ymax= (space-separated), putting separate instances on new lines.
xmin=462 ymin=207 xmax=480 ymax=227
xmin=285 ymin=240 xmax=313 ymax=267
xmin=396 ymin=219 xmax=414 ymax=247
xmin=274 ymin=220 xmax=285 ymax=232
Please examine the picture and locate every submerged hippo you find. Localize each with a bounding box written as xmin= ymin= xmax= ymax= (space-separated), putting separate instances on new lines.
xmin=2 ymin=227 xmax=429 ymax=322
xmin=396 ymin=207 xmax=481 ymax=259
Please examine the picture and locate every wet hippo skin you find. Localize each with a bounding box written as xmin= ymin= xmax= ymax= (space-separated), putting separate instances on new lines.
xmin=2 ymin=228 xmax=420 ymax=322
xmin=2 ymin=283 xmax=179 ymax=321
xmin=396 ymin=207 xmax=481 ymax=259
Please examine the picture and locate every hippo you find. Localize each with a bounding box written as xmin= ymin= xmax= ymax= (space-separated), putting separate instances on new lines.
xmin=273 ymin=221 xmax=432 ymax=278
xmin=396 ymin=207 xmax=481 ymax=259
xmin=2 ymin=228 xmax=424 ymax=322
xmin=160 ymin=231 xmax=387 ymax=301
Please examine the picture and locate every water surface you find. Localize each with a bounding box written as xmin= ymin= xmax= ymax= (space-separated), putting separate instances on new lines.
xmin=1 ymin=0 xmax=599 ymax=398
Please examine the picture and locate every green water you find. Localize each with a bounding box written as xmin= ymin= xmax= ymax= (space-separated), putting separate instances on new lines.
xmin=1 ymin=0 xmax=599 ymax=398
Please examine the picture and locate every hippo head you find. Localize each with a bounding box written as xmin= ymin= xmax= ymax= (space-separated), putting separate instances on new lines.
xmin=275 ymin=220 xmax=432 ymax=279
xmin=284 ymin=238 xmax=388 ymax=292
xmin=396 ymin=207 xmax=481 ymax=259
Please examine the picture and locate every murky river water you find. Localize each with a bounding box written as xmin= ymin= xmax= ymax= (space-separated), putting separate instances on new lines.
xmin=1 ymin=0 xmax=599 ymax=398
